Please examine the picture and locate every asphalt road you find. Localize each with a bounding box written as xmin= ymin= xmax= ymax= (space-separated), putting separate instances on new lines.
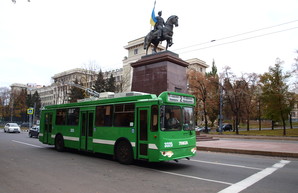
xmin=1 ymin=131 xmax=298 ymax=193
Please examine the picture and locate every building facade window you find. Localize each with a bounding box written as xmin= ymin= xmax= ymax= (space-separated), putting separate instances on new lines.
xmin=134 ymin=48 xmax=138 ymax=55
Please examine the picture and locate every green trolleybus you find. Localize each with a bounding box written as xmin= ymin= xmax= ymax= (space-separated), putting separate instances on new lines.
xmin=39 ymin=91 xmax=197 ymax=164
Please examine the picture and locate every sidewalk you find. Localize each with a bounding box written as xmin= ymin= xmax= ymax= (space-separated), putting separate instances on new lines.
xmin=196 ymin=135 xmax=298 ymax=158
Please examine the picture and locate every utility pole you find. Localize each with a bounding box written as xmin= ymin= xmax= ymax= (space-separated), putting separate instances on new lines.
xmin=33 ymin=102 xmax=36 ymax=125
xmin=10 ymin=94 xmax=14 ymax=122
xmin=258 ymin=98 xmax=261 ymax=131
xmin=219 ymin=83 xmax=223 ymax=134
xmin=27 ymin=107 xmax=34 ymax=129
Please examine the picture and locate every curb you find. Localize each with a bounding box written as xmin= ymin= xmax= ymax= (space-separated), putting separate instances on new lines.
xmin=205 ymin=134 xmax=298 ymax=141
xmin=197 ymin=146 xmax=298 ymax=158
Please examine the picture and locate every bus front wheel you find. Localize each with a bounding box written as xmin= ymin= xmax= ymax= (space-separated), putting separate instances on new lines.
xmin=55 ymin=135 xmax=65 ymax=152
xmin=115 ymin=140 xmax=133 ymax=164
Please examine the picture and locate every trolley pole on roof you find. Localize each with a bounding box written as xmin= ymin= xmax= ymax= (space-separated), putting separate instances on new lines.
xmin=66 ymin=82 xmax=100 ymax=98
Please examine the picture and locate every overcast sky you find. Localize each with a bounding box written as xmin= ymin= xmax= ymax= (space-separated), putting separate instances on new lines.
xmin=1 ymin=0 xmax=297 ymax=88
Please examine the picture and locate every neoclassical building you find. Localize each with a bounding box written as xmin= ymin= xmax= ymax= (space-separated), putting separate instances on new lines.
xmin=11 ymin=37 xmax=209 ymax=106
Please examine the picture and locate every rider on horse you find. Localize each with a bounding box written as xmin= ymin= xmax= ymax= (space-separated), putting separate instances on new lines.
xmin=144 ymin=13 xmax=178 ymax=54
xmin=154 ymin=11 xmax=165 ymax=40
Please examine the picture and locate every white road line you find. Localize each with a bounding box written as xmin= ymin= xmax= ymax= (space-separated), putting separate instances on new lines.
xmin=153 ymin=169 xmax=232 ymax=185
xmin=12 ymin=140 xmax=44 ymax=148
xmin=218 ymin=160 xmax=291 ymax=193
xmin=189 ymin=159 xmax=262 ymax=170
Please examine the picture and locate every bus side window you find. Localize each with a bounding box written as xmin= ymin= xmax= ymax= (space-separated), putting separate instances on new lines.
xmin=56 ymin=109 xmax=66 ymax=125
xmin=114 ymin=103 xmax=135 ymax=127
xmin=151 ymin=105 xmax=158 ymax=132
xmin=114 ymin=112 xmax=134 ymax=127
xmin=67 ymin=108 xmax=79 ymax=125
xmin=96 ymin=105 xmax=113 ymax=127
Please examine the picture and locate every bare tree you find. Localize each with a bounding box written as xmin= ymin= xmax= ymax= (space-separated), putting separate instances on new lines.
xmin=241 ymin=73 xmax=259 ymax=131
xmin=116 ymin=69 xmax=131 ymax=93
xmin=222 ymin=67 xmax=248 ymax=134
xmin=81 ymin=60 xmax=99 ymax=88
xmin=286 ymin=92 xmax=296 ymax=129
xmin=188 ymin=69 xmax=220 ymax=132
xmin=291 ymin=50 xmax=298 ymax=93
xmin=188 ymin=70 xmax=209 ymax=132
xmin=9 ymin=89 xmax=27 ymax=122
xmin=0 ymin=87 xmax=11 ymax=121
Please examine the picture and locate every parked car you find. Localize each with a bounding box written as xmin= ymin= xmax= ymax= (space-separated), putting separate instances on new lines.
xmin=216 ymin=124 xmax=232 ymax=132
xmin=21 ymin=122 xmax=30 ymax=128
xmin=4 ymin=123 xmax=21 ymax=133
xmin=29 ymin=126 xmax=39 ymax=138
xmin=195 ymin=126 xmax=211 ymax=133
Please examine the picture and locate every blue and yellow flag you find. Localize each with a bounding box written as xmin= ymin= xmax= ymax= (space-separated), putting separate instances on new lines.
xmin=150 ymin=1 xmax=157 ymax=26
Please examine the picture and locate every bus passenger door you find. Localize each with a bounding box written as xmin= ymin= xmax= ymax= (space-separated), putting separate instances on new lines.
xmin=44 ymin=113 xmax=53 ymax=144
xmin=80 ymin=111 xmax=94 ymax=151
xmin=137 ymin=107 xmax=150 ymax=160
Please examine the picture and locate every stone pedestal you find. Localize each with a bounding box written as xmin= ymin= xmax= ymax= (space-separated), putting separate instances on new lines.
xmin=131 ymin=51 xmax=189 ymax=96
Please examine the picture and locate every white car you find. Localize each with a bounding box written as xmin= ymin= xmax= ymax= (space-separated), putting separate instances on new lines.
xmin=4 ymin=123 xmax=21 ymax=133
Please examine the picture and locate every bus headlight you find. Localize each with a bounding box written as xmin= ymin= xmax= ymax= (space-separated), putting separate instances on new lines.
xmin=191 ymin=147 xmax=197 ymax=154
xmin=161 ymin=151 xmax=174 ymax=158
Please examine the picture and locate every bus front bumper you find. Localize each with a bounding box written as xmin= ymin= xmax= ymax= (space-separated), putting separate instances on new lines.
xmin=155 ymin=146 xmax=197 ymax=162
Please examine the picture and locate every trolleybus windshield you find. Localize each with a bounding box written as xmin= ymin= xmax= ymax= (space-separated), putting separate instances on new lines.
xmin=160 ymin=105 xmax=195 ymax=131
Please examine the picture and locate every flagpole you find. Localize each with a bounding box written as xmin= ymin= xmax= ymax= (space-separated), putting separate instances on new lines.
xmin=150 ymin=0 xmax=157 ymax=31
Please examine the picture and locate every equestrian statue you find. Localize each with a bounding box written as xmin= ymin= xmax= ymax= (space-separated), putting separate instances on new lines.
xmin=144 ymin=11 xmax=179 ymax=55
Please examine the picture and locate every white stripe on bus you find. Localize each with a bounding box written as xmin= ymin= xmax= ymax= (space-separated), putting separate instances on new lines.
xmin=46 ymin=134 xmax=156 ymax=149
xmin=50 ymin=134 xmax=79 ymax=142
xmin=93 ymin=139 xmax=138 ymax=148
xmin=131 ymin=142 xmax=136 ymax=147
xmin=149 ymin=144 xmax=158 ymax=149
xmin=93 ymin=139 xmax=115 ymax=145
xmin=64 ymin=136 xmax=80 ymax=141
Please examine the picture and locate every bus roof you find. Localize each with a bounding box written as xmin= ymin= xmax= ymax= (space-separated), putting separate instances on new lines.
xmin=43 ymin=91 xmax=195 ymax=110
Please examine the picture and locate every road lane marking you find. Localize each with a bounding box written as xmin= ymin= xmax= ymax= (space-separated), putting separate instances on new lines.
xmin=218 ymin=160 xmax=291 ymax=193
xmin=189 ymin=159 xmax=262 ymax=170
xmin=152 ymin=169 xmax=232 ymax=185
xmin=12 ymin=140 xmax=44 ymax=148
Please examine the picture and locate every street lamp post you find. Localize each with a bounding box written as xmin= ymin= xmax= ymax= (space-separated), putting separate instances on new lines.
xmin=218 ymin=82 xmax=223 ymax=134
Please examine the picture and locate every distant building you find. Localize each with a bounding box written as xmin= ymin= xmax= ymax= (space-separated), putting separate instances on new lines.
xmin=50 ymin=68 xmax=123 ymax=105
xmin=10 ymin=68 xmax=122 ymax=106
xmin=186 ymin=58 xmax=209 ymax=74
xmin=11 ymin=37 xmax=209 ymax=106
xmin=10 ymin=83 xmax=28 ymax=93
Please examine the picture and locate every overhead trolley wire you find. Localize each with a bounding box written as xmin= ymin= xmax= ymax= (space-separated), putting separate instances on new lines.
xmin=173 ymin=19 xmax=298 ymax=53
xmin=178 ymin=26 xmax=298 ymax=54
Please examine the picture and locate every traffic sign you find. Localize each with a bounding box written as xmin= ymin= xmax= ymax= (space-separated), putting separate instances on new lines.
xmin=27 ymin=108 xmax=34 ymax=115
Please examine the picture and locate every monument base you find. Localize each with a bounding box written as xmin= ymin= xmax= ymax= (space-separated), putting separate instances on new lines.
xmin=131 ymin=51 xmax=189 ymax=96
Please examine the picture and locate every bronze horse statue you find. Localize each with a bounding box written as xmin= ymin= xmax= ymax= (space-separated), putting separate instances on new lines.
xmin=144 ymin=15 xmax=179 ymax=55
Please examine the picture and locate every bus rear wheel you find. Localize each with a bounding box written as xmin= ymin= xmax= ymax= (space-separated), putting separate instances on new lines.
xmin=55 ymin=135 xmax=64 ymax=152
xmin=115 ymin=140 xmax=133 ymax=164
